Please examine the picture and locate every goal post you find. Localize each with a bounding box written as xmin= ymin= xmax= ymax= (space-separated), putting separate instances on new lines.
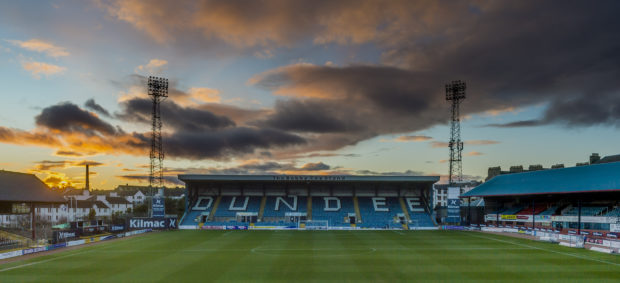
xmin=299 ymin=220 xmax=329 ymax=230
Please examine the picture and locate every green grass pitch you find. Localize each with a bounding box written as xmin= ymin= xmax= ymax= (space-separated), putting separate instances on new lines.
xmin=1 ymin=230 xmax=619 ymax=282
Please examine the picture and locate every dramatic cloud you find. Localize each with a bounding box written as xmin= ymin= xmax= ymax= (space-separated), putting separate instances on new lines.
xmin=36 ymin=102 xmax=119 ymax=136
xmin=0 ymin=99 xmax=306 ymax=160
xmin=21 ymin=61 xmax=65 ymax=78
xmin=251 ymin=64 xmax=445 ymax=150
xmin=487 ymin=95 xmax=620 ymax=128
xmin=7 ymin=39 xmax=69 ymax=57
xmin=0 ymin=102 xmax=149 ymax=157
xmin=2 ymin=1 xmax=620 ymax=172
xmin=256 ymin=99 xmax=363 ymax=133
xmin=118 ymin=97 xmax=235 ymax=131
xmin=96 ymin=0 xmax=473 ymax=50
xmin=198 ymin=103 xmax=269 ymax=125
xmin=85 ymin=99 xmax=112 ymax=118
xmin=164 ymin=127 xmax=306 ymax=160
xmin=101 ymin=0 xmax=620 ymax=149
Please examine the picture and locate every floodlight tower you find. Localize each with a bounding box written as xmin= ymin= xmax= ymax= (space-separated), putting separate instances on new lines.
xmin=445 ymin=80 xmax=466 ymax=186
xmin=148 ymin=76 xmax=168 ymax=216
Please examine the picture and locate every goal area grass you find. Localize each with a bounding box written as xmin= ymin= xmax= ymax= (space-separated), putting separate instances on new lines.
xmin=1 ymin=230 xmax=619 ymax=282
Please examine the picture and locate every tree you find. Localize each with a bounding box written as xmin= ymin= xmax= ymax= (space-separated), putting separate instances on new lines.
xmin=176 ymin=197 xmax=186 ymax=218
xmin=88 ymin=208 xmax=96 ymax=220
xmin=133 ymin=203 xmax=148 ymax=217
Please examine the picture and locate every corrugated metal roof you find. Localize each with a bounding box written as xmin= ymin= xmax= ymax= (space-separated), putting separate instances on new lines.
xmin=462 ymin=161 xmax=620 ymax=197
xmin=0 ymin=170 xmax=66 ymax=203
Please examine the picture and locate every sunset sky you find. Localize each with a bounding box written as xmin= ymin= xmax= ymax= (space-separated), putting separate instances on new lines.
xmin=0 ymin=1 xmax=619 ymax=190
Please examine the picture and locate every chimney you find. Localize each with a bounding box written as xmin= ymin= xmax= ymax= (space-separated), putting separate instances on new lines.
xmin=590 ymin=153 xmax=600 ymax=164
xmin=509 ymin=165 xmax=523 ymax=173
xmin=85 ymin=164 xmax=90 ymax=191
xmin=486 ymin=166 xmax=501 ymax=181
xmin=528 ymin=164 xmax=543 ymax=171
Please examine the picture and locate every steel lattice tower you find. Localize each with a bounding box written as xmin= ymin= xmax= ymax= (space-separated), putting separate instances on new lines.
xmin=148 ymin=76 xmax=168 ymax=213
xmin=445 ymin=80 xmax=466 ymax=186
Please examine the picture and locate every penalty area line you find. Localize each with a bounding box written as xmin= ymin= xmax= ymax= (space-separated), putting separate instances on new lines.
xmin=463 ymin=232 xmax=620 ymax=267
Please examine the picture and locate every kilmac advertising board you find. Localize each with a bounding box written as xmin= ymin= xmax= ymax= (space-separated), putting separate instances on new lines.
xmin=128 ymin=218 xmax=177 ymax=230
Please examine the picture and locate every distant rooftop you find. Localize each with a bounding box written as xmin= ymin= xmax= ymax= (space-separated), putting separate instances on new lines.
xmin=0 ymin=170 xmax=66 ymax=203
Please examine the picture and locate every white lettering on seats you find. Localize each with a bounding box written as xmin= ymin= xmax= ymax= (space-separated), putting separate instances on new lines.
xmin=275 ymin=196 xmax=297 ymax=211
xmin=324 ymin=197 xmax=341 ymax=211
xmin=229 ymin=196 xmax=249 ymax=211
xmin=372 ymin=197 xmax=389 ymax=212
xmin=406 ymin=197 xmax=424 ymax=212
xmin=192 ymin=196 xmax=213 ymax=211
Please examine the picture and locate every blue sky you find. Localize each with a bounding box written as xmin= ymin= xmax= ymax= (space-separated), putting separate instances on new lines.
xmin=0 ymin=1 xmax=619 ymax=189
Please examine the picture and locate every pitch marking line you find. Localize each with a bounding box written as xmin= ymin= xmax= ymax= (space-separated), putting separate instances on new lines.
xmin=0 ymin=250 xmax=91 ymax=273
xmin=464 ymin=232 xmax=620 ymax=267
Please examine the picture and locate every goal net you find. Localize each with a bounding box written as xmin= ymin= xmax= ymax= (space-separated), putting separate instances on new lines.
xmin=299 ymin=220 xmax=329 ymax=230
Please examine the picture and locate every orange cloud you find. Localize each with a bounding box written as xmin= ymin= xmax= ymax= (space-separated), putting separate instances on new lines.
xmin=135 ymin=58 xmax=168 ymax=74
xmin=21 ymin=61 xmax=66 ymax=78
xmin=99 ymin=0 xmax=468 ymax=48
xmin=0 ymin=126 xmax=147 ymax=158
xmin=8 ymin=39 xmax=69 ymax=57
xmin=249 ymin=63 xmax=351 ymax=99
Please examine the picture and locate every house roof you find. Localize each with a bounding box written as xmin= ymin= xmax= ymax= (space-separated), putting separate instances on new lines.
xmin=462 ymin=161 xmax=620 ymax=197
xmin=0 ymin=170 xmax=66 ymax=203
xmin=62 ymin=188 xmax=85 ymax=196
xmin=76 ymin=200 xmax=110 ymax=209
xmin=117 ymin=190 xmax=146 ymax=197
xmin=107 ymin=196 xmax=131 ymax=205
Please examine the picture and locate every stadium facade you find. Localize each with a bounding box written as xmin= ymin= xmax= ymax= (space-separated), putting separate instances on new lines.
xmin=463 ymin=161 xmax=620 ymax=239
xmin=178 ymin=174 xmax=439 ymax=230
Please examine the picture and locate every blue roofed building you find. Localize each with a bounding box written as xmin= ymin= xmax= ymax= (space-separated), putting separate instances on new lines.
xmin=463 ymin=160 xmax=620 ymax=237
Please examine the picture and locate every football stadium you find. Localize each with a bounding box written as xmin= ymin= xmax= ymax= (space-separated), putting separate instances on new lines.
xmin=2 ymin=1 xmax=620 ymax=282
xmin=1 ymin=167 xmax=620 ymax=282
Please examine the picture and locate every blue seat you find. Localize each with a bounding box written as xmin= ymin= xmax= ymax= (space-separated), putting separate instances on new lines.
xmin=311 ymin=197 xmax=354 ymax=227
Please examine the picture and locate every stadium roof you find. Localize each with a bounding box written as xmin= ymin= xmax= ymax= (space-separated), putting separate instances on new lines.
xmin=0 ymin=170 xmax=66 ymax=203
xmin=462 ymin=161 xmax=620 ymax=197
xmin=178 ymin=174 xmax=439 ymax=183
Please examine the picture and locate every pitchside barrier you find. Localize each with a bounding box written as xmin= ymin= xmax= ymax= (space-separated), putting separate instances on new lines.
xmin=0 ymin=229 xmax=153 ymax=261
xmin=477 ymin=225 xmax=620 ymax=254
xmin=194 ymin=225 xmax=433 ymax=231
